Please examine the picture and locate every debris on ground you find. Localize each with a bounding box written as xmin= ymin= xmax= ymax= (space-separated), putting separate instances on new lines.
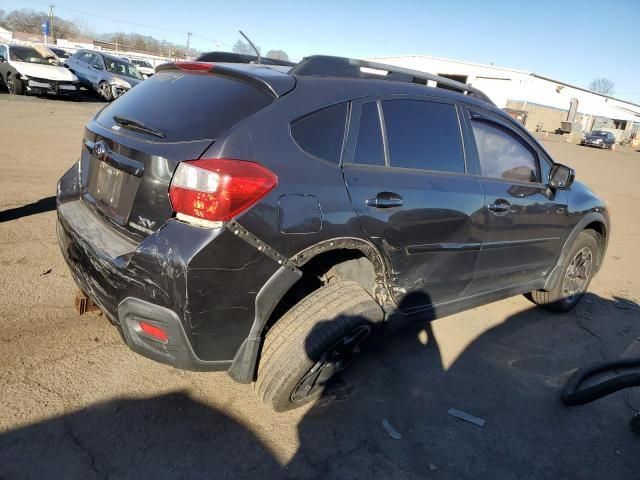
xmin=447 ymin=408 xmax=486 ymax=427
xmin=429 ymin=463 xmax=439 ymax=471
xmin=40 ymin=268 xmax=52 ymax=276
xmin=382 ymin=419 xmax=402 ymax=440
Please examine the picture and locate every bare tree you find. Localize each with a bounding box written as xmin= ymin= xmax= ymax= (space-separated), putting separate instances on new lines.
xmin=266 ymin=50 xmax=289 ymax=61
xmin=4 ymin=8 xmax=79 ymax=40
xmin=232 ymin=39 xmax=260 ymax=56
xmin=588 ymin=78 xmax=615 ymax=95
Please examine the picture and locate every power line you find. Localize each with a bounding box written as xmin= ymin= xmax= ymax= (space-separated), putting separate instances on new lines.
xmin=14 ymin=0 xmax=230 ymax=48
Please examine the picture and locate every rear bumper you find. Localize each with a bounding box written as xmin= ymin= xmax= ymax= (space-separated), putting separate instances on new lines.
xmin=56 ymin=200 xmax=232 ymax=372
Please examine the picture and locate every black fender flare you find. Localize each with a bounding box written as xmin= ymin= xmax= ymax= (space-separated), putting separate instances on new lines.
xmin=228 ymin=236 xmax=392 ymax=383
xmin=544 ymin=211 xmax=609 ymax=290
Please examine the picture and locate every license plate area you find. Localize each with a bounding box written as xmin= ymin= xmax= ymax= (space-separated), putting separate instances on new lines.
xmin=86 ymin=156 xmax=140 ymax=225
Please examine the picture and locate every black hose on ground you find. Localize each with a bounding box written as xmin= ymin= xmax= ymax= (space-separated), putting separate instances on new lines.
xmin=561 ymin=357 xmax=640 ymax=406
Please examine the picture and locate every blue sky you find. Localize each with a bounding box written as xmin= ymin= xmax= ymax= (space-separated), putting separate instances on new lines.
xmin=6 ymin=0 xmax=640 ymax=103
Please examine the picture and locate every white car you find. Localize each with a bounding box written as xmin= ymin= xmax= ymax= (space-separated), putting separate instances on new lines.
xmin=0 ymin=43 xmax=80 ymax=98
xmin=130 ymin=59 xmax=155 ymax=79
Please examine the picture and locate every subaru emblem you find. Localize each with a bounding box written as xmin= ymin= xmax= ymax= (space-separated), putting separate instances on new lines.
xmin=93 ymin=141 xmax=107 ymax=160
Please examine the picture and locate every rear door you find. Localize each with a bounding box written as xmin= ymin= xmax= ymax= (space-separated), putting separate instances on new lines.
xmin=463 ymin=107 xmax=568 ymax=292
xmin=342 ymin=96 xmax=485 ymax=309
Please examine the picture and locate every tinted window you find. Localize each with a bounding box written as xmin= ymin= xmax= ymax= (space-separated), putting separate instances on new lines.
xmin=471 ymin=120 xmax=539 ymax=182
xmin=382 ymin=100 xmax=465 ymax=173
xmin=96 ymin=71 xmax=274 ymax=142
xmin=0 ymin=46 xmax=6 ymax=58
xmin=291 ymin=103 xmax=347 ymax=164
xmin=353 ymin=102 xmax=385 ymax=166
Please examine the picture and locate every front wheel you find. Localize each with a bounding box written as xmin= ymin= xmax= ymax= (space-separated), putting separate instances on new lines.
xmin=525 ymin=230 xmax=598 ymax=312
xmin=97 ymin=81 xmax=113 ymax=101
xmin=7 ymin=76 xmax=24 ymax=95
xmin=255 ymin=280 xmax=384 ymax=412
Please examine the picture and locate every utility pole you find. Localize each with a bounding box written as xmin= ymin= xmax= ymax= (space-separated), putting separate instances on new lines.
xmin=186 ymin=32 xmax=192 ymax=58
xmin=49 ymin=4 xmax=55 ymax=42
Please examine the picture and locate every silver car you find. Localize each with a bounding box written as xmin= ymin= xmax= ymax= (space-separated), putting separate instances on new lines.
xmin=65 ymin=49 xmax=143 ymax=101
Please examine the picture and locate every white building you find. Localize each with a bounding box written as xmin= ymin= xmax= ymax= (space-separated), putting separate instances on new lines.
xmin=370 ymin=55 xmax=640 ymax=140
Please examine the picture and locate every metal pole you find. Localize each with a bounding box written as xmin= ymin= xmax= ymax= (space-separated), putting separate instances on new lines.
xmin=49 ymin=4 xmax=55 ymax=42
xmin=186 ymin=32 xmax=192 ymax=58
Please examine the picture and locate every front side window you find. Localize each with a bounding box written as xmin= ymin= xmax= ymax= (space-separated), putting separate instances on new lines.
xmin=471 ymin=119 xmax=540 ymax=183
xmin=291 ymin=103 xmax=348 ymax=164
xmin=353 ymin=102 xmax=385 ymax=166
xmin=382 ymin=99 xmax=465 ymax=173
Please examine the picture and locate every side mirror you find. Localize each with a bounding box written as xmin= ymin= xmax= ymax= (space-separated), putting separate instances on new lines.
xmin=549 ymin=164 xmax=575 ymax=190
xmin=0 ymin=55 xmax=5 ymax=63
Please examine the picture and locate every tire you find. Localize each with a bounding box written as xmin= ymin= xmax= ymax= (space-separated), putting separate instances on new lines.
xmin=255 ymin=280 xmax=384 ymax=412
xmin=7 ymin=75 xmax=24 ymax=95
xmin=525 ymin=230 xmax=599 ymax=312
xmin=97 ymin=81 xmax=113 ymax=101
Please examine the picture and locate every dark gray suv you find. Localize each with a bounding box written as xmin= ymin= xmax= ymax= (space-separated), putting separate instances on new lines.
xmin=56 ymin=56 xmax=610 ymax=412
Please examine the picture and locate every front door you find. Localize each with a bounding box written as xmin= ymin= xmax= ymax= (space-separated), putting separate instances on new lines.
xmin=342 ymin=97 xmax=485 ymax=311
xmin=464 ymin=109 xmax=569 ymax=292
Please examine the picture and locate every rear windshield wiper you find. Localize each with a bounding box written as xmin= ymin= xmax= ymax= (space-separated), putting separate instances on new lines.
xmin=113 ymin=115 xmax=166 ymax=139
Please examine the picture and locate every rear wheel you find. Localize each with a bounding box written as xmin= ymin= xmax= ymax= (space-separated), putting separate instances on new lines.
xmin=7 ymin=75 xmax=24 ymax=95
xmin=255 ymin=280 xmax=384 ymax=412
xmin=97 ymin=81 xmax=113 ymax=101
xmin=525 ymin=230 xmax=598 ymax=312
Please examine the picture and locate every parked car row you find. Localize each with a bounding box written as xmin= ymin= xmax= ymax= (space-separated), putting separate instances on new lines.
xmin=0 ymin=43 xmax=157 ymax=101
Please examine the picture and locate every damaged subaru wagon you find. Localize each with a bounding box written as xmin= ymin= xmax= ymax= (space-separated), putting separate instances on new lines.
xmin=57 ymin=56 xmax=609 ymax=412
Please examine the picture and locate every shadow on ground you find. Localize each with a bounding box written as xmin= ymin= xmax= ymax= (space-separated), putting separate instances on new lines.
xmin=0 ymin=196 xmax=56 ymax=223
xmin=1 ymin=294 xmax=639 ymax=479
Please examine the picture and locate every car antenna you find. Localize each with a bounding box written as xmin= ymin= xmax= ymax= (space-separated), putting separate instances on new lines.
xmin=239 ymin=30 xmax=261 ymax=64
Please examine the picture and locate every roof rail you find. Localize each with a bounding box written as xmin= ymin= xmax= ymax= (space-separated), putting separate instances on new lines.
xmin=289 ymin=55 xmax=495 ymax=105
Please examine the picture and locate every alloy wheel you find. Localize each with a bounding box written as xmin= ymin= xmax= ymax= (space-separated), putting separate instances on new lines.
xmin=562 ymin=247 xmax=593 ymax=302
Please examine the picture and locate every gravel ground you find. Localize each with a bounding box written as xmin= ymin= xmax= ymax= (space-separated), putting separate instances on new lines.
xmin=1 ymin=92 xmax=639 ymax=479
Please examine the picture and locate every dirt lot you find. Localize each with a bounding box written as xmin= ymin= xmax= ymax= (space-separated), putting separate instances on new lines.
xmin=1 ymin=93 xmax=639 ymax=479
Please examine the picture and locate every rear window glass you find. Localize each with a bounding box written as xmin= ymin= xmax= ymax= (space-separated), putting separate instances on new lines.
xmin=291 ymin=103 xmax=348 ymax=164
xmin=95 ymin=70 xmax=273 ymax=142
xmin=382 ymin=100 xmax=465 ymax=173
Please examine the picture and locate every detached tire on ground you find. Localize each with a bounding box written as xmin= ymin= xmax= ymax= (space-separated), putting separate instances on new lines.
xmin=255 ymin=280 xmax=384 ymax=412
xmin=526 ymin=230 xmax=599 ymax=312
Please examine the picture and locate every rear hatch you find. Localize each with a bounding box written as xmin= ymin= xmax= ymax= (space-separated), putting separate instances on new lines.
xmin=80 ymin=64 xmax=294 ymax=239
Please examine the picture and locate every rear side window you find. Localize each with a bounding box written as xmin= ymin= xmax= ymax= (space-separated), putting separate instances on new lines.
xmin=353 ymin=102 xmax=385 ymax=166
xmin=291 ymin=103 xmax=348 ymax=164
xmin=471 ymin=120 xmax=540 ymax=182
xmin=95 ymin=71 xmax=274 ymax=142
xmin=382 ymin=100 xmax=465 ymax=173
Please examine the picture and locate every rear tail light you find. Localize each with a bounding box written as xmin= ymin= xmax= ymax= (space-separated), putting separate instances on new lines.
xmin=169 ymin=159 xmax=278 ymax=227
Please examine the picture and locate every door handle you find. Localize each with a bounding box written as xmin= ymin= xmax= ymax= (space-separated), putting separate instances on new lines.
xmin=488 ymin=199 xmax=511 ymax=215
xmin=366 ymin=192 xmax=403 ymax=209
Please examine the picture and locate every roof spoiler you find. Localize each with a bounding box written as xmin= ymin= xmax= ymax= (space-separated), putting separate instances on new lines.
xmin=289 ymin=55 xmax=495 ymax=105
xmin=155 ymin=61 xmax=296 ymax=97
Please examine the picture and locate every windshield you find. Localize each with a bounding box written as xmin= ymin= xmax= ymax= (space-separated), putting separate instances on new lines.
xmin=133 ymin=60 xmax=152 ymax=68
xmin=590 ymin=131 xmax=607 ymax=136
xmin=104 ymin=57 xmax=143 ymax=80
xmin=9 ymin=46 xmax=61 ymax=66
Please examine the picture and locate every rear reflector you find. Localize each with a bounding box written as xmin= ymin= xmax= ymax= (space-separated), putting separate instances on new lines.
xmin=169 ymin=159 xmax=277 ymax=224
xmin=138 ymin=321 xmax=169 ymax=343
